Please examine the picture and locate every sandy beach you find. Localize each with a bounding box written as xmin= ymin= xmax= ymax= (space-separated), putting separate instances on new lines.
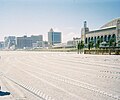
xmin=0 ymin=51 xmax=120 ymax=100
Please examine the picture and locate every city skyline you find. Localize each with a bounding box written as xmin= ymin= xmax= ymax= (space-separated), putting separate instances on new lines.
xmin=0 ymin=0 xmax=120 ymax=42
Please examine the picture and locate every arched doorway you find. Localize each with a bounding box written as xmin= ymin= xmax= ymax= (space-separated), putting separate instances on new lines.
xmin=112 ymin=34 xmax=116 ymax=42
xmin=91 ymin=37 xmax=93 ymax=42
xmin=88 ymin=37 xmax=90 ymax=43
xmin=108 ymin=35 xmax=111 ymax=42
xmin=94 ymin=37 xmax=96 ymax=44
xmin=85 ymin=38 xmax=87 ymax=44
xmin=104 ymin=35 xmax=107 ymax=42
xmin=97 ymin=36 xmax=100 ymax=41
xmin=101 ymin=36 xmax=103 ymax=42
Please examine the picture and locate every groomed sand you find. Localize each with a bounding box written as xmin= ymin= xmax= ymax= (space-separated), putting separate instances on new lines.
xmin=0 ymin=51 xmax=120 ymax=100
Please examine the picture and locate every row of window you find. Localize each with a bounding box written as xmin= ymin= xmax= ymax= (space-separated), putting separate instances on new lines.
xmin=85 ymin=34 xmax=116 ymax=44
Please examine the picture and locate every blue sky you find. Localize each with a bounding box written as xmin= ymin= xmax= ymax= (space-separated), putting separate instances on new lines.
xmin=0 ymin=0 xmax=120 ymax=42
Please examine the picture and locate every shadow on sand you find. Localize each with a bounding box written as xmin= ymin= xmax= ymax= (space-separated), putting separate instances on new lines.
xmin=0 ymin=91 xmax=10 ymax=96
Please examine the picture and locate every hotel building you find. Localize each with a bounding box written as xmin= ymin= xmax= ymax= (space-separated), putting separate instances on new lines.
xmin=48 ymin=28 xmax=62 ymax=46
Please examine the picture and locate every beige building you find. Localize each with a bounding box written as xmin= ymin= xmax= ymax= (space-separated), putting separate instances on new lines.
xmin=81 ymin=18 xmax=120 ymax=47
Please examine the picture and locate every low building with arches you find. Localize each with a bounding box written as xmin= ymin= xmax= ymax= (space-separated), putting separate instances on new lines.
xmin=81 ymin=18 xmax=120 ymax=47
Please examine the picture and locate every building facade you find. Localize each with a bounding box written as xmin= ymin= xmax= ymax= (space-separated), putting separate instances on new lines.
xmin=81 ymin=18 xmax=120 ymax=47
xmin=16 ymin=35 xmax=32 ymax=49
xmin=31 ymin=35 xmax=43 ymax=43
xmin=4 ymin=36 xmax=16 ymax=49
xmin=16 ymin=35 xmax=43 ymax=49
xmin=66 ymin=38 xmax=80 ymax=48
xmin=0 ymin=42 xmax=4 ymax=49
xmin=48 ymin=28 xmax=62 ymax=46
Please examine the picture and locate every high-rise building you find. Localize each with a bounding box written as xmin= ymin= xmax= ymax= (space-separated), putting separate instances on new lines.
xmin=31 ymin=35 xmax=43 ymax=43
xmin=4 ymin=36 xmax=16 ymax=49
xmin=16 ymin=35 xmax=32 ymax=49
xmin=16 ymin=35 xmax=43 ymax=49
xmin=48 ymin=28 xmax=62 ymax=46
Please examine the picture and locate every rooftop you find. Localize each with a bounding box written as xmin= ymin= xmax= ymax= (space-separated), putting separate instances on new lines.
xmin=88 ymin=25 xmax=116 ymax=34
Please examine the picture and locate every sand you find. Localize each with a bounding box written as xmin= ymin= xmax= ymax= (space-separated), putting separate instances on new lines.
xmin=0 ymin=51 xmax=120 ymax=100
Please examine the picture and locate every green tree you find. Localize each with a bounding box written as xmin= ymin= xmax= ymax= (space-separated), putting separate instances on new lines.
xmin=95 ymin=39 xmax=100 ymax=54
xmin=90 ymin=41 xmax=94 ymax=49
xmin=95 ymin=39 xmax=100 ymax=49
xmin=88 ymin=41 xmax=93 ymax=54
xmin=77 ymin=42 xmax=80 ymax=54
xmin=88 ymin=41 xmax=94 ymax=50
xmin=108 ymin=38 xmax=116 ymax=55
xmin=77 ymin=41 xmax=84 ymax=54
xmin=109 ymin=38 xmax=113 ymax=47
xmin=80 ymin=40 xmax=84 ymax=53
